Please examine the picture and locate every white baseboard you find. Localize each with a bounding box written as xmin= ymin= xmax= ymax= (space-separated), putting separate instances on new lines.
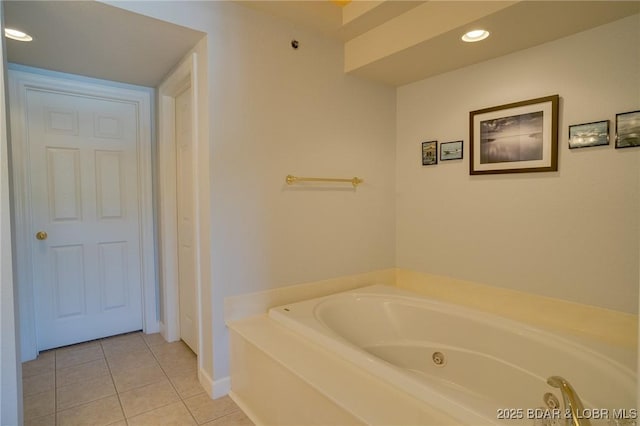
xmin=198 ymin=368 xmax=230 ymax=399
xmin=213 ymin=376 xmax=231 ymax=399
xmin=198 ymin=368 xmax=214 ymax=398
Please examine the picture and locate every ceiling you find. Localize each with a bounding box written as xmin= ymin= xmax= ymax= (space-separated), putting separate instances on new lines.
xmin=240 ymin=0 xmax=640 ymax=86
xmin=3 ymin=1 xmax=205 ymax=87
xmin=3 ymin=1 xmax=639 ymax=88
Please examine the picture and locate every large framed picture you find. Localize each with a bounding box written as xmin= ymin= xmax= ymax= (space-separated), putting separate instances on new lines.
xmin=615 ymin=110 xmax=640 ymax=149
xmin=568 ymin=120 xmax=609 ymax=149
xmin=422 ymin=141 xmax=437 ymax=165
xmin=469 ymin=95 xmax=559 ymax=175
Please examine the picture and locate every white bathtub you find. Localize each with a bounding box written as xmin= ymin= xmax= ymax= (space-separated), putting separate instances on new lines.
xmin=269 ymin=285 xmax=636 ymax=425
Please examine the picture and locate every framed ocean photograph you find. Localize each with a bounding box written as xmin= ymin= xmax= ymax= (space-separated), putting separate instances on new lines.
xmin=422 ymin=141 xmax=437 ymax=165
xmin=615 ymin=110 xmax=640 ymax=149
xmin=568 ymin=120 xmax=609 ymax=149
xmin=440 ymin=140 xmax=463 ymax=161
xmin=469 ymin=95 xmax=559 ymax=175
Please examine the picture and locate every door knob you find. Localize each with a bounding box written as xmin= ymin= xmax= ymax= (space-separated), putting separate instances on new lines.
xmin=35 ymin=231 xmax=48 ymax=241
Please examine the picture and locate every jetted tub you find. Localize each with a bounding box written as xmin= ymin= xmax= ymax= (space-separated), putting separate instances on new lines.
xmin=269 ymin=285 xmax=636 ymax=425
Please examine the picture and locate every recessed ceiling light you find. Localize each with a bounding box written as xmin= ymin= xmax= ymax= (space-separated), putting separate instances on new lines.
xmin=462 ymin=29 xmax=489 ymax=43
xmin=4 ymin=28 xmax=33 ymax=42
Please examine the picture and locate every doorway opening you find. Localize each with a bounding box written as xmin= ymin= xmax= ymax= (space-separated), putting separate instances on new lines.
xmin=157 ymin=53 xmax=201 ymax=357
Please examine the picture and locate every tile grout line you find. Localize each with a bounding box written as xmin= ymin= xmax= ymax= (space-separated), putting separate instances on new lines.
xmin=103 ymin=334 xmax=176 ymax=423
xmin=99 ymin=333 xmax=197 ymax=424
xmin=142 ymin=335 xmax=202 ymax=425
xmin=54 ymin=350 xmax=58 ymax=426
xmin=99 ymin=338 xmax=129 ymax=426
xmin=143 ymin=337 xmax=244 ymax=425
xmin=54 ymin=351 xmax=114 ymax=413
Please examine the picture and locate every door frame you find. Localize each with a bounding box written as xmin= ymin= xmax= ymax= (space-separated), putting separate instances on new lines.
xmin=157 ymin=53 xmax=201 ymax=353
xmin=9 ymin=69 xmax=158 ymax=361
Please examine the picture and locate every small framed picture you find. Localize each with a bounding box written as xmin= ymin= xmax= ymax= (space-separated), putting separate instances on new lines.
xmin=568 ymin=120 xmax=609 ymax=149
xmin=422 ymin=141 xmax=437 ymax=165
xmin=615 ymin=110 xmax=640 ymax=149
xmin=440 ymin=140 xmax=463 ymax=161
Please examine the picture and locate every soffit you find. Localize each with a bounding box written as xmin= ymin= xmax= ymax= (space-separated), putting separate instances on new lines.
xmin=3 ymin=1 xmax=205 ymax=87
xmin=347 ymin=1 xmax=640 ymax=86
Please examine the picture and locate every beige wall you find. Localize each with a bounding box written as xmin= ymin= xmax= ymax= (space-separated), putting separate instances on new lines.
xmin=108 ymin=1 xmax=396 ymax=381
xmin=396 ymin=14 xmax=640 ymax=314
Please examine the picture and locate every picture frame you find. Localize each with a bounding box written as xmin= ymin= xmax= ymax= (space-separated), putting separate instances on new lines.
xmin=615 ymin=110 xmax=640 ymax=149
xmin=568 ymin=120 xmax=609 ymax=149
xmin=422 ymin=141 xmax=437 ymax=166
xmin=440 ymin=140 xmax=463 ymax=161
xmin=469 ymin=95 xmax=559 ymax=175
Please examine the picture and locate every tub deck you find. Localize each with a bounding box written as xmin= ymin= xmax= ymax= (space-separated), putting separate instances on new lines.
xmin=230 ymin=284 xmax=635 ymax=425
xmin=229 ymin=315 xmax=460 ymax=425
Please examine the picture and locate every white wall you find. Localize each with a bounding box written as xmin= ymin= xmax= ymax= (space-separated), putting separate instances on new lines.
xmin=106 ymin=1 xmax=396 ymax=382
xmin=107 ymin=2 xmax=639 ymax=391
xmin=0 ymin=106 xmax=20 ymax=425
xmin=396 ymin=14 xmax=640 ymax=314
xmin=0 ymin=4 xmax=21 ymax=422
xmin=204 ymin=5 xmax=396 ymax=384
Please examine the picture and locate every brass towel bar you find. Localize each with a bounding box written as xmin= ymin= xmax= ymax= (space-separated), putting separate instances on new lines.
xmin=285 ymin=174 xmax=363 ymax=187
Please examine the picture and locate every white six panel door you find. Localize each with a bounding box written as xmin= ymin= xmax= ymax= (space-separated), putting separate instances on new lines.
xmin=27 ymin=88 xmax=143 ymax=350
xmin=175 ymin=86 xmax=198 ymax=354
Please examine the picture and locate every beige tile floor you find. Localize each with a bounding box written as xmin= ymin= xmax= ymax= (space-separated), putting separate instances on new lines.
xmin=22 ymin=332 xmax=254 ymax=426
